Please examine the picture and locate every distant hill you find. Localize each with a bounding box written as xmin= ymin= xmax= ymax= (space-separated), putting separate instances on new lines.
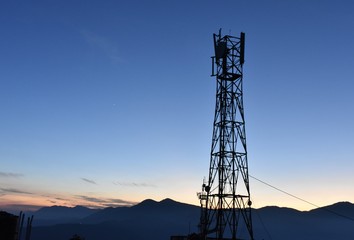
xmin=30 ymin=205 xmax=98 ymax=226
xmin=252 ymin=202 xmax=354 ymax=240
xmin=30 ymin=199 xmax=354 ymax=240
xmin=82 ymin=198 xmax=198 ymax=225
xmin=308 ymin=201 xmax=354 ymax=218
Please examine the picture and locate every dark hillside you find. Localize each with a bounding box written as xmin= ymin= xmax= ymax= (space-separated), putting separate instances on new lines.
xmin=31 ymin=200 xmax=354 ymax=240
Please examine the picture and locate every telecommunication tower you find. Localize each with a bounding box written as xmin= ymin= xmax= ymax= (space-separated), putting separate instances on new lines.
xmin=198 ymin=30 xmax=254 ymax=240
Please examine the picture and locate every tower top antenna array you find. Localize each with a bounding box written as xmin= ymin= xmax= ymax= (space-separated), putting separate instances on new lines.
xmin=198 ymin=30 xmax=254 ymax=240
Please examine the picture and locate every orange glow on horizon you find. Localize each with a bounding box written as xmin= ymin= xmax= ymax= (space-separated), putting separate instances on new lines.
xmin=0 ymin=192 xmax=140 ymax=212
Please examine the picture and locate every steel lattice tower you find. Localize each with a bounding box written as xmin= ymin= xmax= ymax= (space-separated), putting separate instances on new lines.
xmin=198 ymin=31 xmax=254 ymax=240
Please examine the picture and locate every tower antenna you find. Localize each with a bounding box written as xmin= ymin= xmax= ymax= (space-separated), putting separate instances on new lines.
xmin=199 ymin=30 xmax=254 ymax=240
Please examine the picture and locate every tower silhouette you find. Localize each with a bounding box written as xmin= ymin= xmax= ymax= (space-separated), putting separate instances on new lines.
xmin=198 ymin=30 xmax=254 ymax=240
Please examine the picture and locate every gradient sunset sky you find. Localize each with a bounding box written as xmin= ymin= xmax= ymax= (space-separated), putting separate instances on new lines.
xmin=1 ymin=0 xmax=354 ymax=212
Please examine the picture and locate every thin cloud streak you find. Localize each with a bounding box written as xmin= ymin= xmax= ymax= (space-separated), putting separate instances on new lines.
xmin=75 ymin=195 xmax=136 ymax=208
xmin=0 ymin=188 xmax=33 ymax=195
xmin=81 ymin=178 xmax=97 ymax=185
xmin=0 ymin=172 xmax=23 ymax=178
xmin=80 ymin=29 xmax=123 ymax=63
xmin=113 ymin=181 xmax=156 ymax=188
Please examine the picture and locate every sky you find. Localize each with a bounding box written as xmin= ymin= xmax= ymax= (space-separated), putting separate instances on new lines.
xmin=1 ymin=0 xmax=354 ymax=212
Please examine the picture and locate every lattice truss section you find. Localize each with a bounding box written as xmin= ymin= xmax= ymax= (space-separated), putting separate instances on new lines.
xmin=199 ymin=31 xmax=254 ymax=240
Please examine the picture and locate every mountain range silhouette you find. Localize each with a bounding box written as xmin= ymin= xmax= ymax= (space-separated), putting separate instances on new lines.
xmin=28 ymin=198 xmax=354 ymax=240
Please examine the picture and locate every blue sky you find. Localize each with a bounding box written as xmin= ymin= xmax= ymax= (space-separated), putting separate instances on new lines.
xmin=1 ymin=0 xmax=354 ymax=211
